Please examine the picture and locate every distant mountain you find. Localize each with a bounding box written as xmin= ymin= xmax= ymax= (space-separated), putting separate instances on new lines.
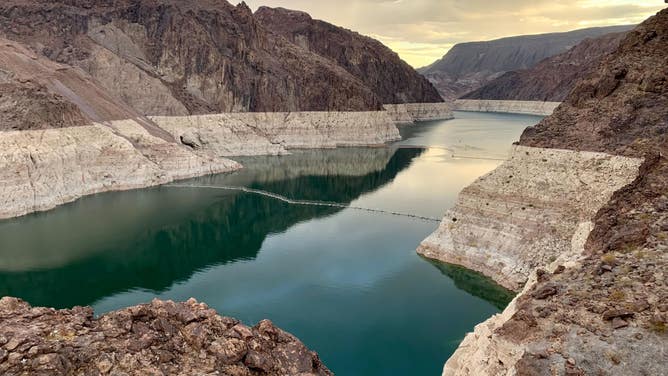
xmin=420 ymin=25 xmax=635 ymax=100
xmin=255 ymin=6 xmax=442 ymax=104
xmin=462 ymin=31 xmax=628 ymax=102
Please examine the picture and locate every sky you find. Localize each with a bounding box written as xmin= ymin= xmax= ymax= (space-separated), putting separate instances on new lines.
xmin=244 ymin=0 xmax=667 ymax=68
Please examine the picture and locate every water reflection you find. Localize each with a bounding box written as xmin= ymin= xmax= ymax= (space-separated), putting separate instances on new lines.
xmin=0 ymin=148 xmax=423 ymax=308
xmin=426 ymin=259 xmax=516 ymax=310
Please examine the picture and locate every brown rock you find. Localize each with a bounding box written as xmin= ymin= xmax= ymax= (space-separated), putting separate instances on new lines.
xmin=255 ymin=6 xmax=442 ymax=104
xmin=531 ymin=284 xmax=559 ymax=299
xmin=612 ymin=318 xmax=629 ymax=329
xmin=0 ymin=298 xmax=332 ymax=376
xmin=602 ymin=309 xmax=635 ymax=321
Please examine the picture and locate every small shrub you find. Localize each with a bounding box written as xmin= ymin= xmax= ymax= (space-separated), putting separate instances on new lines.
xmin=601 ymin=253 xmax=617 ymax=265
xmin=650 ymin=321 xmax=666 ymax=334
xmin=610 ymin=289 xmax=626 ymax=301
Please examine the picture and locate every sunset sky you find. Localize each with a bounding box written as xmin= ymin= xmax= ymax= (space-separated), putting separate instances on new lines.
xmin=245 ymin=0 xmax=667 ymax=68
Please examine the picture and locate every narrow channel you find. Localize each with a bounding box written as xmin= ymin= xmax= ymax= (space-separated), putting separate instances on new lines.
xmin=0 ymin=111 xmax=541 ymax=375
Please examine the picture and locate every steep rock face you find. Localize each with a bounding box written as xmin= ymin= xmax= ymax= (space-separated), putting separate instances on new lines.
xmin=0 ymin=0 xmax=383 ymax=114
xmin=254 ymin=6 xmax=443 ymax=104
xmin=0 ymin=297 xmax=331 ymax=376
xmin=463 ymin=32 xmax=628 ymax=102
xmin=420 ymin=25 xmax=633 ymax=100
xmin=423 ymin=8 xmax=668 ymax=376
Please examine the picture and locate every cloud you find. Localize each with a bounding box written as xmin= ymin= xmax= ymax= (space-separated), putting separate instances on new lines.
xmin=244 ymin=0 xmax=666 ymax=67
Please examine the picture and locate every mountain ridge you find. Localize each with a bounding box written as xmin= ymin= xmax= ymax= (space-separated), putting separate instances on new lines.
xmin=421 ymin=25 xmax=635 ymax=100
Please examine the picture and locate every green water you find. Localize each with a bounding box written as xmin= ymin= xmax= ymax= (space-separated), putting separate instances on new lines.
xmin=0 ymin=111 xmax=541 ymax=375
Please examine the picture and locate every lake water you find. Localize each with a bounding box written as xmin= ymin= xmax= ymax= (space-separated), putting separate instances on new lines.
xmin=0 ymin=111 xmax=542 ymax=375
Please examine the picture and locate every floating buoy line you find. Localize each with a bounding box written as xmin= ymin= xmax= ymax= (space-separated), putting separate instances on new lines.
xmin=164 ymin=184 xmax=443 ymax=223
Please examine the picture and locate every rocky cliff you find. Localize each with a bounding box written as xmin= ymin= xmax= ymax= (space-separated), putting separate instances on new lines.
xmin=0 ymin=297 xmax=331 ymax=375
xmin=0 ymin=0 xmax=384 ymax=113
xmin=0 ymin=0 xmax=443 ymax=114
xmin=254 ymin=6 xmax=443 ymax=104
xmin=421 ymin=7 xmax=668 ymax=375
xmin=420 ymin=25 xmax=633 ymax=100
xmin=462 ymin=32 xmax=628 ymax=102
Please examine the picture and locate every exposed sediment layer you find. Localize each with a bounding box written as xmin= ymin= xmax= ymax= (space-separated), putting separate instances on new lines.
xmin=0 ymin=297 xmax=331 ymax=375
xmin=383 ymin=103 xmax=454 ymax=124
xmin=418 ymin=145 xmax=643 ymax=291
xmin=454 ymin=100 xmax=561 ymax=116
xmin=0 ymin=109 xmax=412 ymax=219
xmin=0 ymin=122 xmax=240 ymax=220
xmin=150 ymin=111 xmax=402 ymax=156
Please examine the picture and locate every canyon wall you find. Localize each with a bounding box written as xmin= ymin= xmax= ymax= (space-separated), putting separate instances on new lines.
xmin=422 ymin=8 xmax=668 ymax=375
xmin=254 ymin=6 xmax=443 ymax=104
xmin=454 ymin=100 xmax=561 ymax=116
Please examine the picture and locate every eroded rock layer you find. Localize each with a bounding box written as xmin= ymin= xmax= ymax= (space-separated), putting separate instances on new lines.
xmin=0 ymin=122 xmax=240 ymax=220
xmin=0 ymin=297 xmax=331 ymax=376
xmin=454 ymin=100 xmax=561 ymax=116
xmin=423 ymin=7 xmax=668 ymax=376
xmin=383 ymin=103 xmax=454 ymax=124
xmin=150 ymin=111 xmax=402 ymax=157
xmin=418 ymin=146 xmax=643 ymax=291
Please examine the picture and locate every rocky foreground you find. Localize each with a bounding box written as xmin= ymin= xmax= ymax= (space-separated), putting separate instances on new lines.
xmin=0 ymin=297 xmax=331 ymax=376
xmin=420 ymin=7 xmax=668 ymax=376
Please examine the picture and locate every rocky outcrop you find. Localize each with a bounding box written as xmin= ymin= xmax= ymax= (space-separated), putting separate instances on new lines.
xmin=454 ymin=100 xmax=561 ymax=116
xmin=254 ymin=6 xmax=443 ymax=104
xmin=383 ymin=103 xmax=454 ymax=124
xmin=462 ymin=32 xmax=628 ymax=102
xmin=419 ymin=146 xmax=643 ymax=291
xmin=151 ymin=111 xmax=402 ymax=156
xmin=0 ymin=297 xmax=331 ymax=376
xmin=420 ymin=25 xmax=633 ymax=100
xmin=423 ymin=8 xmax=668 ymax=376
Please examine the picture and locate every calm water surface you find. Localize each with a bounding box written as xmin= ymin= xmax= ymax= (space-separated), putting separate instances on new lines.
xmin=0 ymin=111 xmax=541 ymax=375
